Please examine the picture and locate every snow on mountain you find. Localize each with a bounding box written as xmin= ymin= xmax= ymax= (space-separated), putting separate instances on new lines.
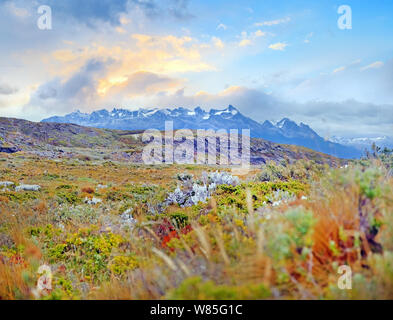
xmin=330 ymin=136 xmax=393 ymax=151
xmin=41 ymin=105 xmax=362 ymax=158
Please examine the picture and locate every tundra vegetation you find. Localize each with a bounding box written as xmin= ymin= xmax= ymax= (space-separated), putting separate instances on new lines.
xmin=0 ymin=148 xmax=392 ymax=300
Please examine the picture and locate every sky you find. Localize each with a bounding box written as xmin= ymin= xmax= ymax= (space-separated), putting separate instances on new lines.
xmin=0 ymin=0 xmax=392 ymax=138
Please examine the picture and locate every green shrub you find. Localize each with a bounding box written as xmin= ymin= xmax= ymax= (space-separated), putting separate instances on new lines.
xmin=109 ymin=255 xmax=139 ymax=275
xmin=167 ymin=276 xmax=270 ymax=300
xmin=55 ymin=190 xmax=80 ymax=204
xmin=170 ymin=212 xmax=189 ymax=229
xmin=47 ymin=228 xmax=125 ymax=280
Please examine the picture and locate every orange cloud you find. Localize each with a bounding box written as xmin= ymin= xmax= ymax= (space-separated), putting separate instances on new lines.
xmin=46 ymin=33 xmax=215 ymax=97
xmin=98 ymin=71 xmax=184 ymax=98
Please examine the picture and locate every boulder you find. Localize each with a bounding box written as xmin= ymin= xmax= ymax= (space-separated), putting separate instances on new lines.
xmin=15 ymin=184 xmax=41 ymax=192
xmin=84 ymin=197 xmax=102 ymax=205
xmin=0 ymin=181 xmax=15 ymax=187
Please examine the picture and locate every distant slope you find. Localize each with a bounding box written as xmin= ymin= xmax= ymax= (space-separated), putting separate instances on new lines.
xmin=42 ymin=105 xmax=362 ymax=159
xmin=257 ymin=118 xmax=361 ymax=159
xmin=0 ymin=117 xmax=340 ymax=165
xmin=0 ymin=117 xmax=131 ymax=149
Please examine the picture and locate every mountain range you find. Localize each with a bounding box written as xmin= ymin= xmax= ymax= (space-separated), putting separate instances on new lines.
xmin=330 ymin=135 xmax=393 ymax=151
xmin=0 ymin=116 xmax=341 ymax=166
xmin=42 ymin=105 xmax=362 ymax=159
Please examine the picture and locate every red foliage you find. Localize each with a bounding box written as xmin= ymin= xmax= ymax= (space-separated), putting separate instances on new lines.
xmin=153 ymin=219 xmax=193 ymax=251
xmin=9 ymin=254 xmax=28 ymax=268
xmin=81 ymin=187 xmax=95 ymax=194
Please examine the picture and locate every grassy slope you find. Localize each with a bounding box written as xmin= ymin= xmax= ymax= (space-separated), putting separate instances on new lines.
xmin=0 ymin=117 xmax=340 ymax=165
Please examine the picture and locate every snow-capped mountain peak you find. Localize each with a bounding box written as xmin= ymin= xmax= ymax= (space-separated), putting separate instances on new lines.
xmin=330 ymin=135 xmax=393 ymax=151
xmin=276 ymin=118 xmax=289 ymax=128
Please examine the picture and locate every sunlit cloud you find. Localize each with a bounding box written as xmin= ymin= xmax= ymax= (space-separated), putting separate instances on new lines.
xmin=238 ymin=30 xmax=267 ymax=47
xmin=332 ymin=60 xmax=361 ymax=74
xmin=115 ymin=26 xmax=127 ymax=34
xmin=361 ymin=61 xmax=384 ymax=71
xmin=239 ymin=39 xmax=252 ymax=47
xmin=212 ymin=37 xmax=224 ymax=49
xmin=333 ymin=66 xmax=346 ymax=73
xmin=24 ymin=32 xmax=217 ymax=113
xmin=255 ymin=17 xmax=290 ymax=27
xmin=47 ymin=33 xmax=216 ymax=80
xmin=255 ymin=30 xmax=267 ymax=37
xmin=268 ymin=42 xmax=288 ymax=51
xmin=119 ymin=16 xmax=131 ymax=25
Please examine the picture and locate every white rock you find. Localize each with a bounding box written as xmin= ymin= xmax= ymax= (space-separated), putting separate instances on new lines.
xmin=122 ymin=208 xmax=132 ymax=215
xmin=16 ymin=184 xmax=41 ymax=192
xmin=0 ymin=181 xmax=14 ymax=187
xmin=209 ymin=171 xmax=240 ymax=186
xmin=84 ymin=197 xmax=102 ymax=205
xmin=121 ymin=210 xmax=137 ymax=227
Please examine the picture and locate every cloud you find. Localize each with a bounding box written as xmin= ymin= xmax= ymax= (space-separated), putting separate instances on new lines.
xmin=1 ymin=0 xmax=193 ymax=27
xmin=254 ymin=17 xmax=291 ymax=27
xmin=212 ymin=37 xmax=224 ymax=49
xmin=275 ymin=58 xmax=393 ymax=106
xmin=361 ymin=61 xmax=384 ymax=71
xmin=18 ymin=30 xmax=218 ymax=117
xmin=304 ymin=32 xmax=313 ymax=44
xmin=239 ymin=39 xmax=252 ymax=47
xmin=27 ymin=57 xmax=185 ymax=113
xmin=268 ymin=42 xmax=288 ymax=51
xmin=45 ymin=33 xmax=215 ymax=82
xmin=99 ymin=71 xmax=183 ymax=98
xmin=238 ymin=30 xmax=267 ymax=47
xmin=333 ymin=66 xmax=346 ymax=73
xmin=332 ymin=59 xmax=360 ymax=73
xmin=0 ymin=83 xmax=18 ymax=95
xmin=43 ymin=0 xmax=130 ymax=26
xmin=148 ymin=86 xmax=393 ymax=138
xmin=149 ymin=86 xmax=278 ymax=120
xmin=254 ymin=30 xmax=267 ymax=37
xmin=115 ymin=26 xmax=127 ymax=34
xmin=4 ymin=1 xmax=30 ymax=18
xmin=296 ymin=100 xmax=393 ymax=138
xmin=167 ymin=0 xmax=194 ymax=20
xmin=28 ymin=59 xmax=111 ymax=112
